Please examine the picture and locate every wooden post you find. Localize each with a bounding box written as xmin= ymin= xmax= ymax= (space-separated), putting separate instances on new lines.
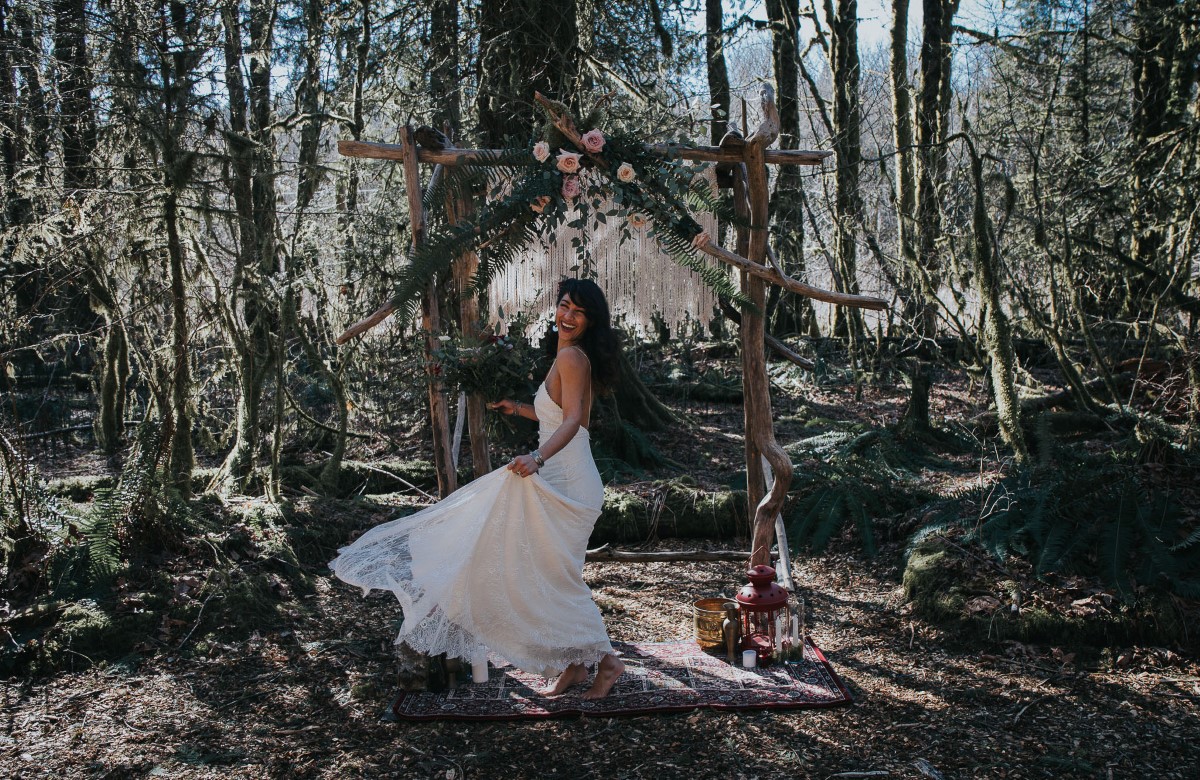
xmin=402 ymin=126 xmax=457 ymax=497
xmin=721 ymin=131 xmax=766 ymax=522
xmin=740 ymin=86 xmax=795 ymax=570
xmin=446 ymin=189 xmax=492 ymax=477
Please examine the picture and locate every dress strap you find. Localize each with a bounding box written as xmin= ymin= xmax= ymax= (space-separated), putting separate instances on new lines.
xmin=562 ymin=344 xmax=590 ymax=366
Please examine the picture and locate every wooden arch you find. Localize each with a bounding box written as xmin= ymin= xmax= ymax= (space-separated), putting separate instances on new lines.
xmin=336 ymin=86 xmax=887 ymax=585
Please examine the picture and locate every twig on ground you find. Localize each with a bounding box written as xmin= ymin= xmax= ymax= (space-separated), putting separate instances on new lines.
xmin=1012 ymin=694 xmax=1053 ymax=726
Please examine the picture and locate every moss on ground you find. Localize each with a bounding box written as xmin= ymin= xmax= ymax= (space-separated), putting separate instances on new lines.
xmin=592 ymin=480 xmax=747 ymax=543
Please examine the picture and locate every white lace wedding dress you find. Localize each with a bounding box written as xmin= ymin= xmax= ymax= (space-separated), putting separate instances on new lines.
xmin=329 ymin=382 xmax=614 ymax=678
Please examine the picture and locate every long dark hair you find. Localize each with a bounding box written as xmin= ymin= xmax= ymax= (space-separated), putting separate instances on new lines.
xmin=551 ymin=278 xmax=621 ymax=393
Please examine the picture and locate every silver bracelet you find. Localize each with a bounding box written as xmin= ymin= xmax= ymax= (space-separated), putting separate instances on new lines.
xmin=530 ymin=450 xmax=545 ymax=467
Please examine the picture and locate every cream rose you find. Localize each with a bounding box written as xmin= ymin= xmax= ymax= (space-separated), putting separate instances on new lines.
xmin=533 ymin=141 xmax=551 ymax=163
xmin=556 ymin=149 xmax=582 ymax=174
xmin=616 ymin=162 xmax=636 ymax=183
xmin=628 ymin=213 xmax=648 ymax=229
xmin=580 ymin=129 xmax=606 ymax=154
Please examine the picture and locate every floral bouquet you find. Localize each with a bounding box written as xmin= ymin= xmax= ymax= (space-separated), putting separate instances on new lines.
xmin=429 ymin=330 xmax=541 ymax=402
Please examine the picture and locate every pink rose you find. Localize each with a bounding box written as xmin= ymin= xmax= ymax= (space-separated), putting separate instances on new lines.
xmin=533 ymin=141 xmax=550 ymax=163
xmin=580 ymin=129 xmax=606 ymax=154
xmin=616 ymin=162 xmax=636 ymax=183
xmin=561 ymin=175 xmax=582 ymax=200
xmin=628 ymin=213 xmax=648 ymax=229
xmin=556 ymin=149 xmax=582 ymax=174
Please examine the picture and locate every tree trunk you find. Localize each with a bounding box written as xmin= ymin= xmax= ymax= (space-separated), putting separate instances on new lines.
xmin=914 ymin=0 xmax=959 ymax=338
xmin=158 ymin=0 xmax=202 ymax=497
xmin=477 ymin=0 xmax=580 ymax=147
xmin=766 ymin=0 xmax=815 ymax=337
xmin=54 ymin=0 xmax=125 ymax=451
xmin=825 ymin=0 xmax=863 ymax=342
xmin=445 ymin=191 xmax=492 ymax=477
xmin=214 ymin=0 xmax=281 ymax=494
xmin=0 ymin=0 xmax=18 ymax=230
xmin=429 ymin=0 xmax=459 ymax=131
xmin=164 ymin=189 xmax=194 ymax=496
xmin=705 ymin=0 xmax=731 ymax=146
xmin=295 ymin=0 xmax=323 ymax=214
xmin=963 ymin=137 xmax=1027 ymax=463
xmin=890 ymin=0 xmax=921 ymax=327
xmin=740 ymin=87 xmax=793 ymax=567
xmin=1127 ymin=0 xmax=1197 ymax=314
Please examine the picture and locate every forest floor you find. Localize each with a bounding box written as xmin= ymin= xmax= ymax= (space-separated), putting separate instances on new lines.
xmin=3 ymin=358 xmax=1199 ymax=778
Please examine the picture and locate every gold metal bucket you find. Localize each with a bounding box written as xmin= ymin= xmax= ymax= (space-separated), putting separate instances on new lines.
xmin=693 ymin=597 xmax=736 ymax=654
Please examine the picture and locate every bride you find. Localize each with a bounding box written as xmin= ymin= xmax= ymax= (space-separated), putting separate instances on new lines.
xmin=330 ymin=278 xmax=625 ymax=700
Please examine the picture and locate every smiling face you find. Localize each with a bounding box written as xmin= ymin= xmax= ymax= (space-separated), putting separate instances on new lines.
xmin=555 ymin=293 xmax=589 ymax=345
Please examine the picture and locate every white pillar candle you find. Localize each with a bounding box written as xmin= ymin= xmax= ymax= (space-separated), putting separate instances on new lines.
xmin=471 ymin=653 xmax=489 ymax=683
xmin=742 ymin=649 xmax=757 ymax=668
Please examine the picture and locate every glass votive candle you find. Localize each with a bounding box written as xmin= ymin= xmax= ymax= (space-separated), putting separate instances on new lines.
xmin=742 ymin=649 xmax=757 ymax=668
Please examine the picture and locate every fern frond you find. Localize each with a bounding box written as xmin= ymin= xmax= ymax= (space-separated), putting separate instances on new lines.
xmin=1171 ymin=525 xmax=1200 ymax=552
xmin=1100 ymin=483 xmax=1138 ymax=598
xmin=1036 ymin=514 xmax=1077 ymax=576
xmin=808 ymin=489 xmax=847 ymax=552
xmin=854 ymin=500 xmax=877 ymax=557
xmin=81 ymin=488 xmax=122 ymax=581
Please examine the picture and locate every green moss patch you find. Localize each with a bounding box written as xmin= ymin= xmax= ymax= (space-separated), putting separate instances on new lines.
xmin=593 ymin=480 xmax=748 ymax=543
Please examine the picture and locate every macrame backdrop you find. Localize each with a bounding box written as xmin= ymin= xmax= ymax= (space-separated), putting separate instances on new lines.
xmin=487 ymin=171 xmax=723 ymax=338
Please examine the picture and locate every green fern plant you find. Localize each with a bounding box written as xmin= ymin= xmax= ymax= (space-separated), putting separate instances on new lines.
xmin=786 ymin=428 xmax=935 ymax=556
xmin=78 ymin=421 xmax=179 ymax=584
xmin=910 ymin=447 xmax=1200 ymax=599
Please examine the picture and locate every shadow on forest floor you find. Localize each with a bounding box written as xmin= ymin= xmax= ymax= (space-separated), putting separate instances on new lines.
xmin=2 ymin=535 xmax=1198 ymax=779
xmin=4 ymin=366 xmax=1199 ymax=778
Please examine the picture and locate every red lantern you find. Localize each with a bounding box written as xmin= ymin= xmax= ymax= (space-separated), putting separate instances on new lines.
xmin=735 ymin=564 xmax=789 ymax=664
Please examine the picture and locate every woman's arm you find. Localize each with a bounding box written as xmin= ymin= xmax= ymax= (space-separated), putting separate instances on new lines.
xmin=488 ymin=398 xmax=539 ymax=422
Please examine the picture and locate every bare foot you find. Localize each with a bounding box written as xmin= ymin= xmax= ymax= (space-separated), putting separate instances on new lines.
xmin=581 ymin=654 xmax=624 ymax=700
xmin=542 ymin=663 xmax=588 ymax=696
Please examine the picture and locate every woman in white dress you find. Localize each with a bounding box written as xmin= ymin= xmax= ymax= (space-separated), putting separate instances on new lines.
xmin=330 ymin=279 xmax=625 ymax=699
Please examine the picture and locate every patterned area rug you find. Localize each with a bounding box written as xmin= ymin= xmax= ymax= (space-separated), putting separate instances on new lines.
xmin=387 ymin=638 xmax=853 ymax=720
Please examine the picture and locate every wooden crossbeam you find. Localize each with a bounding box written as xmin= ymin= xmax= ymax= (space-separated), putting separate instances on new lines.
xmin=338 ymin=138 xmax=831 ymax=167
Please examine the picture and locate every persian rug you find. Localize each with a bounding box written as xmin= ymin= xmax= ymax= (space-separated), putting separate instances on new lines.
xmin=386 ymin=638 xmax=853 ymax=721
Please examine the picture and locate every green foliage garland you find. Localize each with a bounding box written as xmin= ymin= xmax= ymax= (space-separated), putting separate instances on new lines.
xmin=392 ymin=106 xmax=748 ymax=326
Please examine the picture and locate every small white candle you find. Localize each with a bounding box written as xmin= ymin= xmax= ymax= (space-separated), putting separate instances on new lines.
xmin=471 ymin=654 xmax=488 ymax=683
xmin=791 ymin=615 xmax=800 ymax=645
xmin=742 ymin=649 xmax=757 ymax=668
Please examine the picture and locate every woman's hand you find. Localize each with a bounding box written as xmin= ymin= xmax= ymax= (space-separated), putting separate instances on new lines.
xmin=507 ymin=453 xmax=540 ymax=478
xmin=488 ymin=399 xmax=519 ymax=416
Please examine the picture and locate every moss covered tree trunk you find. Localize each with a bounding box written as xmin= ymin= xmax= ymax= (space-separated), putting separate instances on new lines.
xmin=964 ymin=138 xmax=1027 ymax=464
xmin=214 ymin=0 xmax=281 ymax=494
